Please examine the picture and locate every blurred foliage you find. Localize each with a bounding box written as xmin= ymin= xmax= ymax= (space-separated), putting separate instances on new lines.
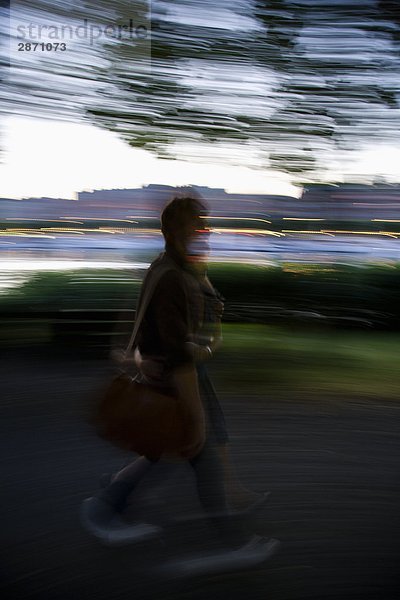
xmin=1 ymin=263 xmax=400 ymax=345
xmin=2 ymin=1 xmax=400 ymax=176
xmin=0 ymin=269 xmax=140 ymax=311
xmin=208 ymin=262 xmax=400 ymax=329
xmin=0 ymin=269 xmax=141 ymax=353
xmin=1 ymin=263 xmax=400 ymax=398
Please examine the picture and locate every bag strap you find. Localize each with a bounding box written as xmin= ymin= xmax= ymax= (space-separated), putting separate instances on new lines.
xmin=125 ymin=262 xmax=172 ymax=354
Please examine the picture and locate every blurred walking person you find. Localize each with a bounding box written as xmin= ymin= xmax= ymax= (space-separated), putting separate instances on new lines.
xmin=81 ymin=194 xmax=275 ymax=566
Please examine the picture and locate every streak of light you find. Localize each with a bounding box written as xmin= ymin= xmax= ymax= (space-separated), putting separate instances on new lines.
xmin=40 ymin=228 xmax=110 ymax=233
xmin=282 ymin=230 xmax=335 ymax=236
xmin=213 ymin=228 xmax=284 ymax=237
xmin=60 ymin=217 xmax=138 ymax=223
xmin=282 ymin=229 xmax=400 ymax=237
xmin=6 ymin=218 xmax=83 ymax=224
xmin=202 ymin=216 xmax=272 ymax=224
xmin=3 ymin=232 xmax=57 ymax=239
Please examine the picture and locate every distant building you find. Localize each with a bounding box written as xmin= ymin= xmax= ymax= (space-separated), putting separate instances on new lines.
xmin=1 ymin=183 xmax=400 ymax=221
xmin=0 ymin=197 xmax=77 ymax=220
xmin=301 ymin=183 xmax=400 ymax=220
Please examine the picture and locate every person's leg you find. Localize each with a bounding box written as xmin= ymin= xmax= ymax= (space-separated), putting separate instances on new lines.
xmin=80 ymin=455 xmax=162 ymax=544
xmin=189 ymin=441 xmax=248 ymax=548
xmin=197 ymin=365 xmax=267 ymax=512
xmin=217 ymin=444 xmax=268 ymax=512
xmin=99 ymin=455 xmax=156 ymax=513
xmin=189 ymin=441 xmax=226 ymax=513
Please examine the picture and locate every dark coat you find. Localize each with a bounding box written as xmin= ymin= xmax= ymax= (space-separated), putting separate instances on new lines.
xmin=136 ymin=246 xmax=205 ymax=370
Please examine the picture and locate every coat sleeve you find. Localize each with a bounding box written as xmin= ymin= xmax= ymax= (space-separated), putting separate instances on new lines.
xmin=150 ymin=269 xmax=194 ymax=367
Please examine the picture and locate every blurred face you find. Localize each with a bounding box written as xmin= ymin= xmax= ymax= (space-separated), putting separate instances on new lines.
xmin=185 ymin=215 xmax=210 ymax=262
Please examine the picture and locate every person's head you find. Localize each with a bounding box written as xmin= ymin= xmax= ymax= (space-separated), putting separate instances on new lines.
xmin=161 ymin=195 xmax=209 ymax=259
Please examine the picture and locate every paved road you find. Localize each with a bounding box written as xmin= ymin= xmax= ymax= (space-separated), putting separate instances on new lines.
xmin=1 ymin=352 xmax=399 ymax=599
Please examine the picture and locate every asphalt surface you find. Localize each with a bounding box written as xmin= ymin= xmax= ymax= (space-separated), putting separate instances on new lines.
xmin=1 ymin=352 xmax=400 ymax=600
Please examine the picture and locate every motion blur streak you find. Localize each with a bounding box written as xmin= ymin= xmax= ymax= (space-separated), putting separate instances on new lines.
xmin=1 ymin=2 xmax=400 ymax=599
xmin=1 ymin=1 xmax=399 ymax=178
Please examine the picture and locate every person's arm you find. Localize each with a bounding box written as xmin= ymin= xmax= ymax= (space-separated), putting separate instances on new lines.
xmin=152 ymin=270 xmax=193 ymax=367
xmin=184 ymin=275 xmax=224 ymax=360
xmin=206 ymin=277 xmax=224 ymax=352
xmin=153 ymin=271 xmax=205 ymax=458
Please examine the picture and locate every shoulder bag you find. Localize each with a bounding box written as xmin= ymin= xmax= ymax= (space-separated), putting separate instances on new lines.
xmin=92 ymin=264 xmax=194 ymax=461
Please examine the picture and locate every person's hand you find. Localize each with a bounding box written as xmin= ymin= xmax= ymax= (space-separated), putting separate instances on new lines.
xmin=185 ymin=341 xmax=212 ymax=362
xmin=110 ymin=348 xmax=135 ymax=366
xmin=134 ymin=348 xmax=164 ymax=379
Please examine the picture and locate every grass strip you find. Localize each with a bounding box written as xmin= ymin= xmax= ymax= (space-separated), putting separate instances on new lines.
xmin=211 ymin=324 xmax=400 ymax=400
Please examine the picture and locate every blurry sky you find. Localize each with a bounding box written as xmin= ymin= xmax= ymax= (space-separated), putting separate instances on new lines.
xmin=0 ymin=115 xmax=303 ymax=198
xmin=1 ymin=115 xmax=400 ymax=199
xmin=0 ymin=0 xmax=399 ymax=198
